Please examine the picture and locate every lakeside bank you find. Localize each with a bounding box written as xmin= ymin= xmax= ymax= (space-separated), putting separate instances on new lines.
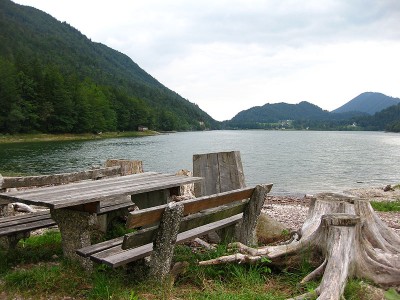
xmin=0 ymin=131 xmax=159 ymax=144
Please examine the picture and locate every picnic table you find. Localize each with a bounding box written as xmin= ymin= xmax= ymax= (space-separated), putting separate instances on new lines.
xmin=0 ymin=171 xmax=202 ymax=268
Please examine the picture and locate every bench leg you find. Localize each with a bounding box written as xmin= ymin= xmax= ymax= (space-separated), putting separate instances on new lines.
xmin=0 ymin=232 xmax=30 ymax=251
xmin=149 ymin=202 xmax=184 ymax=280
xmin=96 ymin=208 xmax=130 ymax=233
xmin=236 ymin=184 xmax=272 ymax=245
xmin=50 ymin=209 xmax=95 ymax=271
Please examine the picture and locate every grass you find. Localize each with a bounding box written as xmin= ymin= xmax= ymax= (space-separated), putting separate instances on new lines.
xmin=0 ymin=232 xmax=390 ymax=300
xmin=0 ymin=131 xmax=158 ymax=144
xmin=370 ymin=200 xmax=400 ymax=212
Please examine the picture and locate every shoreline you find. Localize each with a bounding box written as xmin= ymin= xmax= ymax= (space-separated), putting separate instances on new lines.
xmin=0 ymin=131 xmax=159 ymax=144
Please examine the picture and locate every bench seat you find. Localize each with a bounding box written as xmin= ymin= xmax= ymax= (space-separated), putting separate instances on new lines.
xmin=0 ymin=211 xmax=56 ymax=238
xmin=0 ymin=197 xmax=134 ymax=250
xmin=77 ymin=214 xmax=243 ymax=268
xmin=76 ymin=184 xmax=273 ymax=274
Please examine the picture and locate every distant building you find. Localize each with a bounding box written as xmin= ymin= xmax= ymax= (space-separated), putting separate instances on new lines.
xmin=138 ymin=126 xmax=148 ymax=131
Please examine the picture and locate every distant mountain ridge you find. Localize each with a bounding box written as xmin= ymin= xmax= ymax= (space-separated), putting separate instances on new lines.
xmin=224 ymin=93 xmax=399 ymax=132
xmin=332 ymin=92 xmax=400 ymax=115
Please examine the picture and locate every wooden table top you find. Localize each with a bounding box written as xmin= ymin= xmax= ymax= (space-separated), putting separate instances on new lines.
xmin=0 ymin=172 xmax=203 ymax=210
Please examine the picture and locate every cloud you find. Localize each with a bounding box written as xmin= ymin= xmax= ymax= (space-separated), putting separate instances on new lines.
xmin=12 ymin=0 xmax=400 ymax=120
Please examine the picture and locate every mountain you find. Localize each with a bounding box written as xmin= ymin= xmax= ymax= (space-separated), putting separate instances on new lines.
xmin=227 ymin=101 xmax=363 ymax=125
xmin=332 ymin=92 xmax=400 ymax=115
xmin=0 ymin=0 xmax=218 ymax=133
xmin=230 ymin=101 xmax=332 ymax=124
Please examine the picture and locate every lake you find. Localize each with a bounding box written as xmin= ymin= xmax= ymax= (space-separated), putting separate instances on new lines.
xmin=0 ymin=131 xmax=399 ymax=196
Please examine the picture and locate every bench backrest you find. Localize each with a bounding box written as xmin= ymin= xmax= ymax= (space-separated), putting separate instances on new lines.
xmin=123 ymin=183 xmax=273 ymax=249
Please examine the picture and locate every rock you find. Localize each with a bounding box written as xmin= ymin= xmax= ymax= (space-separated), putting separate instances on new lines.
xmin=359 ymin=281 xmax=385 ymax=300
xmin=384 ymin=185 xmax=394 ymax=192
xmin=206 ymin=231 xmax=221 ymax=244
xmin=256 ymin=212 xmax=290 ymax=244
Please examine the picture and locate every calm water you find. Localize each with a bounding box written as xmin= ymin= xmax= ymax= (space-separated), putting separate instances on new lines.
xmin=0 ymin=131 xmax=399 ymax=195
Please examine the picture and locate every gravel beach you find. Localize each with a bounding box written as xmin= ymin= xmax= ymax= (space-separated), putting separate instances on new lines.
xmin=263 ymin=185 xmax=400 ymax=234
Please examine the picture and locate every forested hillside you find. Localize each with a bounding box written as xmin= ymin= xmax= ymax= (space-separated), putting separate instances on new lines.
xmin=225 ymin=101 xmax=365 ymax=130
xmin=0 ymin=0 xmax=218 ymax=134
xmin=355 ymin=103 xmax=400 ymax=132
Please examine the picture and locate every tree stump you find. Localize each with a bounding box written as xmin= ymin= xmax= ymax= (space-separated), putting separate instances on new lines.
xmin=105 ymin=159 xmax=143 ymax=175
xmin=199 ymin=193 xmax=400 ymax=300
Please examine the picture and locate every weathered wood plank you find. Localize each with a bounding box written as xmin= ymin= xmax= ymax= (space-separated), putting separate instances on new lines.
xmin=218 ymin=151 xmax=246 ymax=193
xmin=1 ymin=172 xmax=162 ymax=200
xmin=193 ymin=152 xmax=220 ymax=196
xmin=176 ymin=214 xmax=243 ymax=244
xmin=126 ymin=187 xmax=255 ymax=229
xmin=99 ymin=201 xmax=133 ymax=215
xmin=49 ymin=176 xmax=201 ymax=208
xmin=101 ymin=214 xmax=243 ymax=268
xmin=0 ymin=219 xmax=56 ymax=236
xmin=121 ymin=226 xmax=158 ymax=250
xmin=1 ymin=166 xmax=122 ymax=189
xmin=98 ymin=243 xmax=153 ymax=268
xmin=123 ymin=201 xmax=247 ymax=249
xmin=48 ymin=174 xmax=199 ymax=202
xmin=76 ymin=236 xmax=124 ymax=257
xmin=193 ymin=151 xmax=245 ymax=196
xmin=0 ymin=173 xmax=202 ymax=209
xmin=0 ymin=211 xmax=51 ymax=227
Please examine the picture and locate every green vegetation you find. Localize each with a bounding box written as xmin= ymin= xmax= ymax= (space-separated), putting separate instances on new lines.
xmin=0 ymin=131 xmax=157 ymax=144
xmin=0 ymin=0 xmax=218 ymax=135
xmin=370 ymin=200 xmax=400 ymax=212
xmin=0 ymin=232 xmax=388 ymax=299
xmin=356 ymin=103 xmax=400 ymax=132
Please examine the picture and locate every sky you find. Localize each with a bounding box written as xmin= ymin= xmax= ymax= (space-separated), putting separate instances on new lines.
xmin=12 ymin=0 xmax=400 ymax=121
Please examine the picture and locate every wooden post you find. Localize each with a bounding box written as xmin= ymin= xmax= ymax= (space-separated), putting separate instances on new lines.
xmin=193 ymin=151 xmax=245 ymax=197
xmin=105 ymin=159 xmax=143 ymax=175
xmin=148 ymin=201 xmax=184 ymax=280
xmin=236 ymin=184 xmax=272 ymax=245
xmin=193 ymin=151 xmax=247 ymax=242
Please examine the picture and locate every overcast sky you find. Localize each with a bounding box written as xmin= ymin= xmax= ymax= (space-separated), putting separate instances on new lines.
xmin=12 ymin=0 xmax=400 ymax=121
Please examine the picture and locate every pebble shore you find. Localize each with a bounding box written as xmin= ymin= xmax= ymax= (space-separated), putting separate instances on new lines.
xmin=263 ymin=186 xmax=400 ymax=234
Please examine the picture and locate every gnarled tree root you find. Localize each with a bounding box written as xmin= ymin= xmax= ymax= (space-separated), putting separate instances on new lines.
xmin=199 ymin=194 xmax=400 ymax=300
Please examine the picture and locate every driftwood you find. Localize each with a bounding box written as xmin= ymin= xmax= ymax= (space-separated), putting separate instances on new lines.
xmin=12 ymin=202 xmax=36 ymax=213
xmin=199 ymin=193 xmax=400 ymax=300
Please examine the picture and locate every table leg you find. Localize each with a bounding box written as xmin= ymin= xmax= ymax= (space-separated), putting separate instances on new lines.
xmin=50 ymin=208 xmax=95 ymax=271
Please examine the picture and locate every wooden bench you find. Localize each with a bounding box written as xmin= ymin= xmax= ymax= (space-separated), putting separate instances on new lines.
xmin=0 ymin=211 xmax=57 ymax=249
xmin=0 ymin=196 xmax=135 ymax=249
xmin=76 ymin=184 xmax=273 ymax=279
xmin=0 ymin=160 xmax=142 ymax=250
